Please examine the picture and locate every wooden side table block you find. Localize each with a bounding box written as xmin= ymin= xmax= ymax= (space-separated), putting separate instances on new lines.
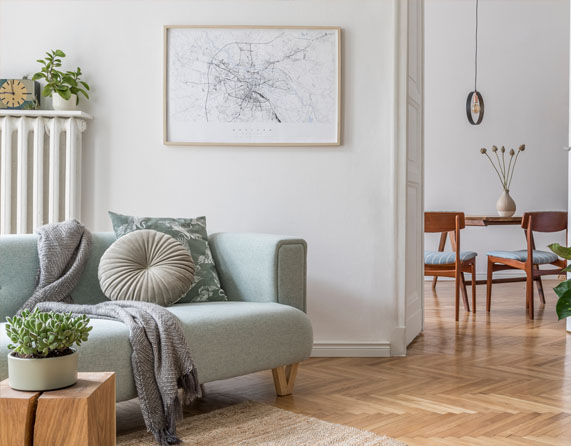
xmin=0 ymin=381 xmax=39 ymax=446
xmin=33 ymin=372 xmax=116 ymax=446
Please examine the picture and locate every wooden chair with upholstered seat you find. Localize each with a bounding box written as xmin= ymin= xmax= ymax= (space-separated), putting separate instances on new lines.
xmin=424 ymin=212 xmax=477 ymax=321
xmin=486 ymin=211 xmax=567 ymax=320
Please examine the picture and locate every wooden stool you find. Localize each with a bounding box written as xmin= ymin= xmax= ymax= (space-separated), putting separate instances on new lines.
xmin=0 ymin=372 xmax=115 ymax=446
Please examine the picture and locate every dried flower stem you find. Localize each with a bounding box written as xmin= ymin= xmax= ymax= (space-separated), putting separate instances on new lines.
xmin=480 ymin=145 xmax=525 ymax=191
xmin=483 ymin=152 xmax=506 ymax=187
xmin=502 ymin=150 xmax=506 ymax=180
xmin=506 ymin=155 xmax=513 ymax=184
xmin=507 ymin=150 xmax=521 ymax=189
xmin=494 ymin=151 xmax=504 ymax=180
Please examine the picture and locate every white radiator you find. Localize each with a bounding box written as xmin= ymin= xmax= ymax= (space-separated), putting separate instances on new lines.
xmin=0 ymin=111 xmax=92 ymax=234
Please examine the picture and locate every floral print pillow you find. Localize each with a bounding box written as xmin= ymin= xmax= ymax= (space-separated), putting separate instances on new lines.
xmin=108 ymin=211 xmax=228 ymax=303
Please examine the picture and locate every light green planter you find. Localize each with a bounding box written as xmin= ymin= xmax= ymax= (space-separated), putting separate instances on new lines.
xmin=7 ymin=349 xmax=78 ymax=391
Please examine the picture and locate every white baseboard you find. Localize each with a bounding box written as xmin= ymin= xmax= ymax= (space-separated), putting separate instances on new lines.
xmin=311 ymin=341 xmax=391 ymax=357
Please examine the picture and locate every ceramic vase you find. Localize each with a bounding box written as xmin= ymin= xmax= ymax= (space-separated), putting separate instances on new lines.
xmin=7 ymin=349 xmax=78 ymax=391
xmin=496 ymin=189 xmax=516 ymax=217
xmin=52 ymin=94 xmax=78 ymax=111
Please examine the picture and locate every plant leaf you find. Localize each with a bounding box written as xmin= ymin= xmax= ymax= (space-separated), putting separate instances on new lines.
xmin=54 ymin=49 xmax=66 ymax=57
xmin=548 ymin=243 xmax=571 ymax=260
xmin=42 ymin=84 xmax=53 ymax=97
xmin=80 ymin=81 xmax=90 ymax=91
xmin=556 ymin=289 xmax=571 ymax=320
xmin=77 ymin=88 xmax=89 ymax=99
xmin=62 ymin=76 xmax=78 ymax=87
xmin=58 ymin=88 xmax=72 ymax=100
xmin=553 ymin=279 xmax=571 ymax=298
xmin=32 ymin=72 xmax=45 ymax=80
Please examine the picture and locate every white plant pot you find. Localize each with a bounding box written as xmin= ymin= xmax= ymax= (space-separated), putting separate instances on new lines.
xmin=567 ymin=317 xmax=571 ymax=333
xmin=52 ymin=94 xmax=78 ymax=111
xmin=7 ymin=349 xmax=78 ymax=391
xmin=496 ymin=189 xmax=516 ymax=217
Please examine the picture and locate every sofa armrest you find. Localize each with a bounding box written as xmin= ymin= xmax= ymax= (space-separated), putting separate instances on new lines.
xmin=209 ymin=233 xmax=307 ymax=312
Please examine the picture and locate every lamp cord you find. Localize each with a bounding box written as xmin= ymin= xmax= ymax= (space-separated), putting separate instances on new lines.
xmin=474 ymin=0 xmax=479 ymax=91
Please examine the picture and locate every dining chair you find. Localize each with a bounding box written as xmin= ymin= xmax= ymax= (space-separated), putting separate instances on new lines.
xmin=486 ymin=211 xmax=567 ymax=320
xmin=424 ymin=212 xmax=477 ymax=321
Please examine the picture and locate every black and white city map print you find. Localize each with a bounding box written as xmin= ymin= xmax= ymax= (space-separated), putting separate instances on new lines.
xmin=165 ymin=27 xmax=340 ymax=145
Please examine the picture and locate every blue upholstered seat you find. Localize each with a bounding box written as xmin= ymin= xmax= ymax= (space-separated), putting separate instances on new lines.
xmin=486 ymin=250 xmax=558 ymax=264
xmin=424 ymin=251 xmax=477 ymax=265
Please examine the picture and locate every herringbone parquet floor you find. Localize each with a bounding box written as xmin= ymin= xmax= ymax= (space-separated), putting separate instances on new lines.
xmin=117 ymin=280 xmax=571 ymax=445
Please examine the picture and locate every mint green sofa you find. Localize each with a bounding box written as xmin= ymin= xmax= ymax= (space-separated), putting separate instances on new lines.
xmin=0 ymin=232 xmax=313 ymax=401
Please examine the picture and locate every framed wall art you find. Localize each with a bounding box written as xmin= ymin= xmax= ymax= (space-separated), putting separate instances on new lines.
xmin=164 ymin=25 xmax=341 ymax=146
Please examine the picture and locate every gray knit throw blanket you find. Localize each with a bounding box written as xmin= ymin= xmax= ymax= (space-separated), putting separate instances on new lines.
xmin=36 ymin=301 xmax=201 ymax=446
xmin=20 ymin=220 xmax=201 ymax=446
xmin=18 ymin=219 xmax=92 ymax=314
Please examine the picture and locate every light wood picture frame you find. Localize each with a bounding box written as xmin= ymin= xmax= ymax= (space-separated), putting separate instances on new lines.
xmin=163 ymin=25 xmax=341 ymax=146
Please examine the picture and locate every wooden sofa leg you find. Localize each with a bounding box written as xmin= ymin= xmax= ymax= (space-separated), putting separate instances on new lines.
xmin=272 ymin=363 xmax=299 ymax=396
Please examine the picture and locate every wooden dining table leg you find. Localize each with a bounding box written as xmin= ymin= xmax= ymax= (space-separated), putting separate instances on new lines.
xmin=432 ymin=232 xmax=448 ymax=290
xmin=486 ymin=257 xmax=493 ymax=312
xmin=527 ymin=267 xmax=534 ymax=320
xmin=471 ymin=262 xmax=476 ymax=313
xmin=455 ymin=269 xmax=460 ymax=321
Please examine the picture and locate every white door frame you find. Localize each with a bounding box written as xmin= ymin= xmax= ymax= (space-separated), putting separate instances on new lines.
xmin=392 ymin=0 xmax=425 ymax=355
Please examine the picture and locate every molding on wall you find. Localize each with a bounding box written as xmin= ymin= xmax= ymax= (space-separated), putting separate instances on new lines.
xmin=311 ymin=341 xmax=392 ymax=357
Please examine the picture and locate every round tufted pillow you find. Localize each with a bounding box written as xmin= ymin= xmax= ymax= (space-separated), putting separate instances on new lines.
xmin=98 ymin=229 xmax=195 ymax=306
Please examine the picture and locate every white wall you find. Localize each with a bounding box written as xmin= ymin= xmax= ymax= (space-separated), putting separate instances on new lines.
xmin=0 ymin=1 xmax=404 ymax=354
xmin=425 ymin=0 xmax=569 ymax=277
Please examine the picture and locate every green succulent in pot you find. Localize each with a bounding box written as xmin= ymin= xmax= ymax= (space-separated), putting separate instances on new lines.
xmin=6 ymin=308 xmax=92 ymax=358
xmin=5 ymin=308 xmax=92 ymax=391
xmin=548 ymin=243 xmax=571 ymax=321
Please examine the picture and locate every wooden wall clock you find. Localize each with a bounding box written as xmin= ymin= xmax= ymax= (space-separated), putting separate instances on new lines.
xmin=0 ymin=79 xmax=40 ymax=110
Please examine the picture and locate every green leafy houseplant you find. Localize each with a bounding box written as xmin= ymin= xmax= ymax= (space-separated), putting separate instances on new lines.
xmin=32 ymin=49 xmax=90 ymax=105
xmin=5 ymin=308 xmax=92 ymax=358
xmin=548 ymin=243 xmax=571 ymax=320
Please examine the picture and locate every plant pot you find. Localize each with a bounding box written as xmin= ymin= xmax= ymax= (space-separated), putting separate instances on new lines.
xmin=567 ymin=317 xmax=571 ymax=333
xmin=52 ymin=94 xmax=78 ymax=111
xmin=496 ymin=189 xmax=516 ymax=217
xmin=7 ymin=349 xmax=78 ymax=391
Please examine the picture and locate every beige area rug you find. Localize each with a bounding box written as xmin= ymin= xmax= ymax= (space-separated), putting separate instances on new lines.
xmin=117 ymin=401 xmax=406 ymax=446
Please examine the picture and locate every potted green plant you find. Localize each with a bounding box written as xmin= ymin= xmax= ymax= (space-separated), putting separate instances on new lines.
xmin=5 ymin=308 xmax=92 ymax=391
xmin=32 ymin=49 xmax=90 ymax=111
xmin=548 ymin=243 xmax=571 ymax=332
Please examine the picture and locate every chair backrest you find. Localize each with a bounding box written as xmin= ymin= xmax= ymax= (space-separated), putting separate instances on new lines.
xmin=521 ymin=211 xmax=567 ymax=233
xmin=424 ymin=212 xmax=465 ymax=233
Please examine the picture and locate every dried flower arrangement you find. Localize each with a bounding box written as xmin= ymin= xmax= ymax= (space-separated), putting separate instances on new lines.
xmin=480 ymin=144 xmax=526 ymax=191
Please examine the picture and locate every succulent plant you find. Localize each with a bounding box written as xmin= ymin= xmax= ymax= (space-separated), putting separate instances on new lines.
xmin=5 ymin=308 xmax=92 ymax=358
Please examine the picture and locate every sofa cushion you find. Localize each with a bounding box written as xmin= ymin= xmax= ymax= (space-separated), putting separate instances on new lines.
xmin=0 ymin=302 xmax=313 ymax=402
xmin=109 ymin=212 xmax=227 ymax=303
xmin=98 ymin=230 xmax=195 ymax=306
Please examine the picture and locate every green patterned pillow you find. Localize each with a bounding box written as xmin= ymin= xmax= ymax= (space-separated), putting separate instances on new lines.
xmin=108 ymin=211 xmax=228 ymax=303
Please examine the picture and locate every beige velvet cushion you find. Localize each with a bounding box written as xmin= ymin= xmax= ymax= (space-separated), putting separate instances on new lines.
xmin=98 ymin=229 xmax=195 ymax=306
